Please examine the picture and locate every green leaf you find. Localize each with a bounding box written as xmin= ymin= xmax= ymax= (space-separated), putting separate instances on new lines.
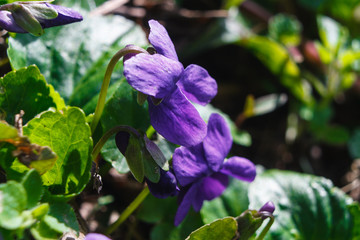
xmin=99 ymin=80 xmax=150 ymax=174
xmin=42 ymin=202 xmax=79 ymax=234
xmin=31 ymin=203 xmax=49 ymax=220
xmin=195 ymin=103 xmax=252 ymax=146
xmin=348 ymin=128 xmax=360 ymax=159
xmin=239 ymin=36 xmax=313 ymax=104
xmin=23 ymin=107 xmax=92 ymax=198
xmin=99 ymin=79 xmax=150 ymax=132
xmin=30 ymin=202 xmax=79 ymax=240
xmin=0 ymin=65 xmax=65 ymax=124
xmin=138 ymin=195 xmax=203 ymax=240
xmin=21 ymin=169 xmax=43 ymax=209
xmin=185 ymin=217 xmax=238 ymax=240
xmin=348 ymin=203 xmax=360 ymax=238
xmin=0 ymin=181 xmax=27 ymax=230
xmin=101 ymin=136 xmax=129 ymax=173
xmin=124 ymin=134 xmax=145 ymax=182
xmin=317 ymin=15 xmax=348 ymax=54
xmin=7 ymin=15 xmax=148 ymax=103
xmin=55 ymin=0 xmax=107 ymax=11
xmin=269 ymin=14 xmax=302 ymax=46
xmin=201 ymin=178 xmax=250 ymax=224
xmin=248 ymin=170 xmax=356 ymax=239
xmin=11 ymin=3 xmax=44 ymax=36
xmin=0 ymin=121 xmax=18 ymax=140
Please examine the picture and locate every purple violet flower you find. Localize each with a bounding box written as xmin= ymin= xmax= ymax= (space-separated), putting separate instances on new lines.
xmin=146 ymin=168 xmax=179 ymax=198
xmin=123 ymin=20 xmax=218 ymax=147
xmin=172 ymin=113 xmax=256 ymax=225
xmin=259 ymin=201 xmax=275 ymax=214
xmin=85 ymin=233 xmax=111 ymax=240
xmin=0 ymin=2 xmax=82 ymax=36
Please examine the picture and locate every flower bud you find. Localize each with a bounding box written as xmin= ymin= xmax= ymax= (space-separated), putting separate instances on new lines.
xmin=0 ymin=1 xmax=82 ymax=36
xmin=259 ymin=201 xmax=275 ymax=214
xmin=146 ymin=169 xmax=179 ymax=198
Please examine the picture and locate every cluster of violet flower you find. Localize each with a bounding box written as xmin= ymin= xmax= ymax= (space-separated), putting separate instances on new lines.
xmin=121 ymin=20 xmax=257 ymax=225
xmin=0 ymin=2 xmax=272 ymax=236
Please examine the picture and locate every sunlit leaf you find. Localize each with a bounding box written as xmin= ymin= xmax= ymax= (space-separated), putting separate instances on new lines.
xmin=239 ymin=36 xmax=313 ymax=104
xmin=8 ymin=15 xmax=148 ymax=104
xmin=0 ymin=65 xmax=65 ymax=124
xmin=23 ymin=107 xmax=92 ymax=198
xmin=185 ymin=217 xmax=237 ymax=240
xmin=0 ymin=181 xmax=26 ymax=230
xmin=248 ymin=170 xmax=357 ymax=239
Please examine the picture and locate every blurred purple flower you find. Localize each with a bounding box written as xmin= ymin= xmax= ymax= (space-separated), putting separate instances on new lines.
xmin=85 ymin=233 xmax=111 ymax=240
xmin=123 ymin=20 xmax=217 ymax=147
xmin=172 ymin=113 xmax=256 ymax=225
xmin=259 ymin=201 xmax=275 ymax=214
xmin=0 ymin=2 xmax=82 ymax=35
xmin=146 ymin=168 xmax=179 ymax=198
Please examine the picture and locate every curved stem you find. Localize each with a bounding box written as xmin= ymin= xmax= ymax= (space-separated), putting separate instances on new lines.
xmin=105 ymin=186 xmax=150 ymax=235
xmin=91 ymin=125 xmax=141 ymax=163
xmin=90 ymin=45 xmax=148 ymax=134
xmin=256 ymin=215 xmax=274 ymax=240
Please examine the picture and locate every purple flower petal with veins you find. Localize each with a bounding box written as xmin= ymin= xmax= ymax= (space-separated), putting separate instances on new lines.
xmin=146 ymin=169 xmax=179 ymax=198
xmin=173 ymin=113 xmax=256 ymax=225
xmin=85 ymin=233 xmax=111 ymax=240
xmin=123 ymin=19 xmax=217 ymax=147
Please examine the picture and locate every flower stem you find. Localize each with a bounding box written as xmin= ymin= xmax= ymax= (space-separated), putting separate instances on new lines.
xmin=91 ymin=125 xmax=141 ymax=163
xmin=255 ymin=215 xmax=274 ymax=240
xmin=105 ymin=186 xmax=150 ymax=235
xmin=90 ymin=45 xmax=148 ymax=135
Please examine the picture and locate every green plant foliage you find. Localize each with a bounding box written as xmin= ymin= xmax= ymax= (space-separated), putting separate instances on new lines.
xmin=55 ymin=0 xmax=108 ymax=11
xmin=99 ymin=79 xmax=150 ymax=132
xmin=248 ymin=170 xmax=357 ymax=239
xmin=7 ymin=14 xmax=148 ymax=103
xmin=269 ymin=14 xmax=302 ymax=46
xmin=0 ymin=121 xmax=58 ymax=178
xmin=317 ymin=16 xmax=348 ymax=56
xmin=185 ymin=217 xmax=238 ymax=240
xmin=137 ymin=195 xmax=203 ymax=240
xmin=0 ymin=171 xmax=69 ymax=240
xmin=0 ymin=121 xmax=18 ymax=139
xmin=239 ymin=36 xmax=313 ymax=104
xmin=0 ymin=65 xmax=65 ymax=124
xmin=23 ymin=107 xmax=92 ymax=198
xmin=348 ymin=128 xmax=360 ymax=159
xmin=96 ymin=79 xmax=150 ymax=174
xmin=0 ymin=181 xmax=27 ymax=230
xmin=21 ymin=169 xmax=44 ymax=209
xmin=201 ymin=178 xmax=250 ymax=224
xmin=30 ymin=202 xmax=79 ymax=240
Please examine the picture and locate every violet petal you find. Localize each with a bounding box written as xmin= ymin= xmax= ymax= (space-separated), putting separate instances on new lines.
xmin=173 ymin=144 xmax=209 ymax=187
xmin=148 ymin=19 xmax=178 ymax=61
xmin=203 ymin=113 xmax=232 ymax=172
xmin=115 ymin=131 xmax=130 ymax=156
xmin=177 ymin=64 xmax=218 ymax=106
xmin=40 ymin=3 xmax=82 ymax=28
xmin=124 ymin=53 xmax=183 ymax=98
xmin=143 ymin=134 xmax=168 ymax=170
xmin=85 ymin=233 xmax=111 ymax=240
xmin=220 ymin=156 xmax=256 ymax=182
xmin=174 ymin=182 xmax=200 ymax=226
xmin=259 ymin=201 xmax=275 ymax=214
xmin=200 ymin=172 xmax=229 ymax=202
xmin=146 ymin=169 xmax=179 ymax=198
xmin=0 ymin=11 xmax=27 ymax=33
xmin=148 ymin=87 xmax=207 ymax=147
